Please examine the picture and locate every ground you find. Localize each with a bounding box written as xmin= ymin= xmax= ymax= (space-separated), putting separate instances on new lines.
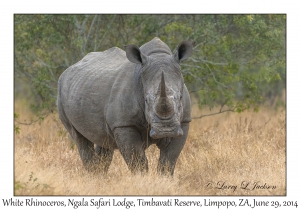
xmin=14 ymin=102 xmax=286 ymax=195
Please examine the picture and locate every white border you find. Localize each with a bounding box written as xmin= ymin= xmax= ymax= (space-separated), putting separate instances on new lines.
xmin=2 ymin=0 xmax=299 ymax=209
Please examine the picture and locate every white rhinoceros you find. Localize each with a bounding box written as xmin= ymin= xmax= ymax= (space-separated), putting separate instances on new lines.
xmin=57 ymin=37 xmax=192 ymax=175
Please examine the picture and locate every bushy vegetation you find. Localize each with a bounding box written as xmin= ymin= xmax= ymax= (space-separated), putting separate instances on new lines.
xmin=14 ymin=14 xmax=286 ymax=120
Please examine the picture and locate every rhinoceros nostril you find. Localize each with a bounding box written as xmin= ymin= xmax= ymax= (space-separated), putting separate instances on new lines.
xmin=177 ymin=127 xmax=183 ymax=137
xmin=149 ymin=129 xmax=157 ymax=138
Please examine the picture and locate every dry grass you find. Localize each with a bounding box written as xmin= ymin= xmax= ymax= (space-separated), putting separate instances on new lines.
xmin=14 ymin=102 xmax=286 ymax=195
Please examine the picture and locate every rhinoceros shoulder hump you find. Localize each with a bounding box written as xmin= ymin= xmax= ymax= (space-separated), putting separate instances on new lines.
xmin=81 ymin=47 xmax=125 ymax=62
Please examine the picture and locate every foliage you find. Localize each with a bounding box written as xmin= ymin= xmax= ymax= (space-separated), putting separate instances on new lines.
xmin=14 ymin=172 xmax=52 ymax=195
xmin=14 ymin=112 xmax=20 ymax=134
xmin=14 ymin=14 xmax=286 ymax=119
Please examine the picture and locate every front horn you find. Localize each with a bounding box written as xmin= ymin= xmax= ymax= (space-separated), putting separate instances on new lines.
xmin=155 ymin=72 xmax=174 ymax=118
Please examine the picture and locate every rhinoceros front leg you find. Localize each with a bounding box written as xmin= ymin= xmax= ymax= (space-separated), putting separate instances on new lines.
xmin=156 ymin=123 xmax=189 ymax=176
xmin=114 ymin=127 xmax=148 ymax=173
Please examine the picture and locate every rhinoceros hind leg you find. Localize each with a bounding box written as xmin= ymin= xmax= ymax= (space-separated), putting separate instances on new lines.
xmin=67 ymin=126 xmax=99 ymax=172
xmin=95 ymin=145 xmax=114 ymax=173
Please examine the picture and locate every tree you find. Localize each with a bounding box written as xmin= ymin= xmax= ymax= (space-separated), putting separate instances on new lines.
xmin=14 ymin=14 xmax=286 ymax=121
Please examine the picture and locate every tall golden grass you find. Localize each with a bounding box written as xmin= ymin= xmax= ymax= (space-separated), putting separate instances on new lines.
xmin=14 ymin=101 xmax=286 ymax=195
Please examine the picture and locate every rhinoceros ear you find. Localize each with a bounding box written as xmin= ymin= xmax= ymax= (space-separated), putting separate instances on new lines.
xmin=125 ymin=45 xmax=147 ymax=65
xmin=173 ymin=41 xmax=193 ymax=63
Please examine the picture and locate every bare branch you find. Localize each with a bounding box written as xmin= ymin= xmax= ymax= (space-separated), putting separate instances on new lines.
xmin=34 ymin=56 xmax=62 ymax=82
xmin=219 ymin=99 xmax=229 ymax=112
xmin=192 ymin=109 xmax=235 ymax=119
xmin=94 ymin=15 xmax=116 ymax=51
xmin=204 ymin=63 xmax=228 ymax=88
xmin=190 ymin=57 xmax=228 ymax=66
xmin=81 ymin=15 xmax=89 ymax=41
xmin=35 ymin=56 xmax=63 ymax=69
xmin=83 ymin=14 xmax=98 ymax=53
xmin=64 ymin=57 xmax=70 ymax=67
xmin=56 ymin=45 xmax=71 ymax=67
xmin=192 ymin=39 xmax=207 ymax=49
xmin=15 ymin=112 xmax=51 ymax=126
xmin=14 ymin=53 xmax=34 ymax=80
xmin=189 ymin=87 xmax=206 ymax=94
xmin=181 ymin=63 xmax=206 ymax=70
xmin=75 ymin=15 xmax=89 ymax=56
xmin=192 ymin=101 xmax=247 ymax=120
xmin=93 ymin=15 xmax=102 ymax=51
xmin=15 ymin=118 xmax=41 ymax=125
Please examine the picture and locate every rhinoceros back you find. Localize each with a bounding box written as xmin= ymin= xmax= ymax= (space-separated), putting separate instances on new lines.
xmin=58 ymin=47 xmax=130 ymax=145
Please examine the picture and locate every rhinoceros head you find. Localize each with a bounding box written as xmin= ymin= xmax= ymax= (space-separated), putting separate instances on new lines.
xmin=125 ymin=39 xmax=192 ymax=139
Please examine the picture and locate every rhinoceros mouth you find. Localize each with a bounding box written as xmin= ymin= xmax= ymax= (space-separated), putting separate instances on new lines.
xmin=149 ymin=125 xmax=183 ymax=139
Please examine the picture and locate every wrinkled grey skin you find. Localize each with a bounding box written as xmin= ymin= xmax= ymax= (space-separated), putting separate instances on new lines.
xmin=57 ymin=37 xmax=192 ymax=175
